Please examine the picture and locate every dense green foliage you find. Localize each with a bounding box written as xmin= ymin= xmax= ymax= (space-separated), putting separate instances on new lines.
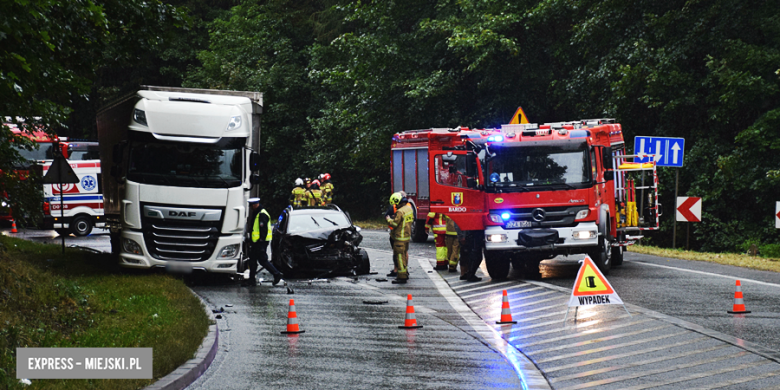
xmin=2 ymin=0 xmax=779 ymax=252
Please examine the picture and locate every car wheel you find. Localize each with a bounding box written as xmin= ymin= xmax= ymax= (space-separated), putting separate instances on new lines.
xmin=355 ymin=248 xmax=370 ymax=275
xmin=275 ymin=247 xmax=297 ymax=277
xmin=71 ymin=216 xmax=93 ymax=237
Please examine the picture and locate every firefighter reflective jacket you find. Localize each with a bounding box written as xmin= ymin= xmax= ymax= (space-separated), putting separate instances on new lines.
xmin=252 ymin=209 xmax=272 ymax=242
xmin=445 ymin=216 xmax=458 ymax=236
xmin=289 ymin=186 xmax=306 ymax=207
xmin=387 ymin=203 xmax=413 ymax=241
xmin=321 ymin=181 xmax=334 ymax=203
xmin=426 ymin=212 xmax=447 ymax=234
xmin=306 ymin=189 xmax=324 ymax=206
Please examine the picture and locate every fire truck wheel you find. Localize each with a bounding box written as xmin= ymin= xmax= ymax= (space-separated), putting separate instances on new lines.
xmin=589 ymin=237 xmax=612 ymax=275
xmin=612 ymin=246 xmax=624 ymax=266
xmin=484 ymin=250 xmax=510 ymax=280
xmin=71 ymin=216 xmax=93 ymax=237
xmin=411 ymin=220 xmax=428 ymax=243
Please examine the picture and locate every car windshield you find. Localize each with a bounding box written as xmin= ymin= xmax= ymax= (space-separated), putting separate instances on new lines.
xmin=485 ymin=141 xmax=591 ymax=192
xmin=127 ymin=136 xmax=244 ymax=188
xmin=288 ymin=212 xmax=351 ymax=233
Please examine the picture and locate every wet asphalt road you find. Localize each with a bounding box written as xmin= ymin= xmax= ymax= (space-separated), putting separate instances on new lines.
xmin=7 ymin=226 xmax=780 ymax=388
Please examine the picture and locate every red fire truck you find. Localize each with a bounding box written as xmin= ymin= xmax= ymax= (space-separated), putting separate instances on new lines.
xmin=390 ymin=119 xmax=660 ymax=279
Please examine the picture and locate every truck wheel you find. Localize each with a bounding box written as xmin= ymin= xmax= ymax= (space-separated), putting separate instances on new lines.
xmin=612 ymin=246 xmax=624 ymax=266
xmin=411 ymin=219 xmax=428 ymax=242
xmin=589 ymin=237 xmax=612 ymax=275
xmin=71 ymin=216 xmax=93 ymax=237
xmin=484 ymin=250 xmax=510 ymax=280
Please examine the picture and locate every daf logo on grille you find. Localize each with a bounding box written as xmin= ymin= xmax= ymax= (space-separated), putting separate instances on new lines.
xmin=169 ymin=211 xmax=197 ymax=218
xmin=532 ymin=208 xmax=546 ymax=222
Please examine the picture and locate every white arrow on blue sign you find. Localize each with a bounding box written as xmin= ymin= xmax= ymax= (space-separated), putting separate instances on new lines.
xmin=634 ymin=136 xmax=685 ymax=167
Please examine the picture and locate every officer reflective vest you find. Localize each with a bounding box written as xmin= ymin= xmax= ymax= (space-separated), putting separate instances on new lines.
xmin=251 ymin=209 xmax=273 ymax=242
xmin=426 ymin=212 xmax=447 ymax=234
xmin=290 ymin=186 xmax=306 ymax=207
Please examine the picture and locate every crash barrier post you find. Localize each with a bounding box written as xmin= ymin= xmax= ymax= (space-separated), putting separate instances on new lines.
xmin=399 ymin=294 xmax=423 ymax=329
xmin=281 ymin=299 xmax=305 ymax=334
xmin=496 ymin=289 xmax=518 ymax=325
xmin=727 ymin=280 xmax=751 ymax=314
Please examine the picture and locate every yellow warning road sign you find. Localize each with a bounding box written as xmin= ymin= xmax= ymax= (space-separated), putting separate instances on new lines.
xmin=568 ymin=256 xmax=623 ymax=307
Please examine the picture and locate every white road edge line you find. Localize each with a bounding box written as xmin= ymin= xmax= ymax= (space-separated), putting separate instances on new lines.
xmin=629 ymin=260 xmax=780 ymax=288
xmin=415 ymin=256 xmax=552 ymax=390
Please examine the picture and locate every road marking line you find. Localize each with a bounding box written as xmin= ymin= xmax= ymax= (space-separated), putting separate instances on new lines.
xmin=454 ymin=280 xmax=516 ymax=293
xmin=507 ymin=314 xmax=633 ymax=342
xmin=463 ymin=286 xmax=544 ymax=304
xmin=630 ymin=259 xmax=780 ymax=288
xmin=517 ymin=318 xmax=653 ymax=348
xmin=543 ymin=336 xmax=709 ymax=372
xmin=555 ymin=351 xmax=748 ymax=390
xmin=548 ymin=344 xmax=729 ymax=383
xmin=536 ymin=330 xmax=689 ymax=363
xmin=486 ymin=310 xmax=568 ymax=324
xmin=531 ymin=324 xmax=669 ymax=355
xmin=414 ymin=256 xmax=552 ymax=389
xmin=707 ymin=369 xmax=780 ymax=389
xmin=620 ymin=359 xmax=772 ymax=390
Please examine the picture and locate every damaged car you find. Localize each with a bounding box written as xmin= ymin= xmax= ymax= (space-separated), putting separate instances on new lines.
xmin=271 ymin=205 xmax=370 ymax=277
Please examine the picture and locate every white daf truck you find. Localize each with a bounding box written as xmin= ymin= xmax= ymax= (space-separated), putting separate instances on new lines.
xmin=96 ymin=86 xmax=262 ymax=273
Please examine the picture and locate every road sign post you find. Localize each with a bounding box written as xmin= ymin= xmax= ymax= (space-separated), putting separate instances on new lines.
xmin=43 ymin=151 xmax=79 ymax=253
xmin=635 ymin=136 xmax=687 ymax=247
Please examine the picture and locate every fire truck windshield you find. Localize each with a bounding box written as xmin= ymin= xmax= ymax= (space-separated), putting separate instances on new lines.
xmin=127 ymin=136 xmax=244 ymax=188
xmin=15 ymin=143 xmax=55 ymax=164
xmin=485 ymin=141 xmax=591 ymax=192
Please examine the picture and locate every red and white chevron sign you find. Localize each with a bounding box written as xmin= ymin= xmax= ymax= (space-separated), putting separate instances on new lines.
xmin=776 ymin=202 xmax=780 ymax=229
xmin=676 ymin=197 xmax=702 ymax=222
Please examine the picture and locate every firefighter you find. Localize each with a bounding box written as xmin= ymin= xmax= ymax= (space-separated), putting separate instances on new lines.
xmin=386 ymin=193 xmax=413 ymax=284
xmin=243 ymin=198 xmax=283 ymax=287
xmin=385 ymin=193 xmax=400 ymax=277
xmin=306 ymin=180 xmax=324 ymax=206
xmin=445 ymin=215 xmax=463 ymax=275
xmin=426 ymin=212 xmax=448 ymax=270
xmin=289 ymin=178 xmax=306 ymax=208
xmin=320 ymin=173 xmax=334 ymax=204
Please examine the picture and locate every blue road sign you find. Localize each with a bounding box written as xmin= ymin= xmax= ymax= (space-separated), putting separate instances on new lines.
xmin=633 ymin=136 xmax=685 ymax=167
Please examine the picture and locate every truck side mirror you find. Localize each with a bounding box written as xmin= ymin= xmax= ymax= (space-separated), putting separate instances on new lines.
xmin=604 ymin=170 xmax=614 ymax=181
xmin=465 ymin=152 xmax=477 ymax=177
xmin=250 ymin=152 xmax=260 ymax=172
xmin=250 ymin=173 xmax=261 ymax=185
xmin=466 ymin=178 xmax=476 ymax=188
xmin=602 ymin=148 xmax=613 ymax=170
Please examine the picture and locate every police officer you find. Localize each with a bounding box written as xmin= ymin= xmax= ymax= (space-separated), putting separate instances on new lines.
xmin=386 ymin=193 xmax=413 ymax=284
xmin=306 ymin=180 xmax=324 ymax=206
xmin=243 ymin=198 xmax=283 ymax=286
xmin=320 ymin=173 xmax=334 ymax=204
xmin=289 ymin=178 xmax=306 ymax=208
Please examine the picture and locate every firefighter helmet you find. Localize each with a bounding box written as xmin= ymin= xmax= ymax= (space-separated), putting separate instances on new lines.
xmin=312 ymin=179 xmax=321 ymax=187
xmin=389 ymin=192 xmax=402 ymax=205
xmin=322 ymin=173 xmax=331 ymax=181
xmin=295 ymin=178 xmax=304 ymax=186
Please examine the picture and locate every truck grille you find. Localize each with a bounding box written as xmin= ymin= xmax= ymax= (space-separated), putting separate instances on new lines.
xmin=503 ymin=206 xmax=587 ymax=228
xmin=140 ymin=204 xmax=224 ymax=261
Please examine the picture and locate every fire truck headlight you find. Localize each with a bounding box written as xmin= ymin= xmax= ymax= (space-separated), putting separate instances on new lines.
xmin=572 ymin=230 xmax=596 ymax=240
xmin=488 ymin=214 xmax=503 ymax=223
xmin=486 ymin=234 xmax=507 ymax=243
xmin=575 ymin=209 xmax=589 ymax=220
xmin=218 ymin=244 xmax=240 ymax=259
xmin=133 ymin=109 xmax=148 ymax=126
xmin=1 ymin=201 xmax=6 ymax=207
xmin=122 ymin=238 xmax=143 ymax=255
xmin=226 ymin=116 xmax=242 ymax=131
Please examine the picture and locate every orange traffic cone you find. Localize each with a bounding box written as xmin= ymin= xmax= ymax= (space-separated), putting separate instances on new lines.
xmin=281 ymin=299 xmax=305 ymax=334
xmin=398 ymin=294 xmax=423 ymax=329
xmin=496 ymin=290 xmax=518 ymax=324
xmin=10 ymin=220 xmax=17 ymax=233
xmin=727 ymin=280 xmax=751 ymax=314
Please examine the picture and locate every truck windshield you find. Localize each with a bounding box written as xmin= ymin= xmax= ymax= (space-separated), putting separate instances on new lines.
xmin=127 ymin=137 xmax=244 ymax=188
xmin=16 ymin=143 xmax=55 ymax=163
xmin=485 ymin=142 xmax=591 ymax=192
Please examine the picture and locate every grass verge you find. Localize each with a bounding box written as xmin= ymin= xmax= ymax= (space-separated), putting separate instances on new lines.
xmin=353 ymin=218 xmax=388 ymax=230
xmin=0 ymin=235 xmax=210 ymax=390
xmin=628 ymin=245 xmax=780 ymax=273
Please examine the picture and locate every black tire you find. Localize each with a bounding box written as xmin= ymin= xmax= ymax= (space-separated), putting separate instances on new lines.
xmin=356 ymin=248 xmax=370 ymax=275
xmin=589 ymin=236 xmax=612 ymax=275
xmin=411 ymin=219 xmax=428 ymax=243
xmin=274 ymin=247 xmax=297 ymax=277
xmin=109 ymin=231 xmax=120 ymax=255
xmin=71 ymin=216 xmax=93 ymax=236
xmin=612 ymin=246 xmax=624 ymax=266
xmin=484 ymin=250 xmax=510 ymax=280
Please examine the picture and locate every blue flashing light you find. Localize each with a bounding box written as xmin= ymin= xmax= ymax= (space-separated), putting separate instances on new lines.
xmin=490 ymin=173 xmax=500 ymax=183
xmin=487 ymin=135 xmax=504 ymax=142
xmin=501 ymin=212 xmax=511 ymax=220
xmin=569 ymin=130 xmax=591 ymax=138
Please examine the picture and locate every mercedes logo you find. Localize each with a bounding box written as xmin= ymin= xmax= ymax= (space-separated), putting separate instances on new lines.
xmin=532 ymin=208 xmax=546 ymax=222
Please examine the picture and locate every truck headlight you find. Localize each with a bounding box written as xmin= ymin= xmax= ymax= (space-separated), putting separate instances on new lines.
xmin=226 ymin=116 xmax=242 ymax=131
xmin=122 ymin=238 xmax=143 ymax=255
xmin=486 ymin=234 xmax=507 ymax=242
xmin=488 ymin=214 xmax=503 ymax=223
xmin=575 ymin=209 xmax=589 ymax=220
xmin=572 ymin=230 xmax=596 ymax=240
xmin=133 ymin=109 xmax=148 ymax=126
xmin=218 ymin=244 xmax=239 ymax=259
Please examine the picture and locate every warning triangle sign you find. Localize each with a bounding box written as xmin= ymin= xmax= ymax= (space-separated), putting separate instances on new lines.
xmin=568 ymin=256 xmax=623 ymax=307
xmin=42 ymin=155 xmax=80 ymax=184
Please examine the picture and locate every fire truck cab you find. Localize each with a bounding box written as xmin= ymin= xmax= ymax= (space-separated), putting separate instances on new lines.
xmin=391 ymin=119 xmax=660 ymax=279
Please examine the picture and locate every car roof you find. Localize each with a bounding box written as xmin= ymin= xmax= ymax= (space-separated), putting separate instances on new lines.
xmin=288 ymin=208 xmax=345 ymax=216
